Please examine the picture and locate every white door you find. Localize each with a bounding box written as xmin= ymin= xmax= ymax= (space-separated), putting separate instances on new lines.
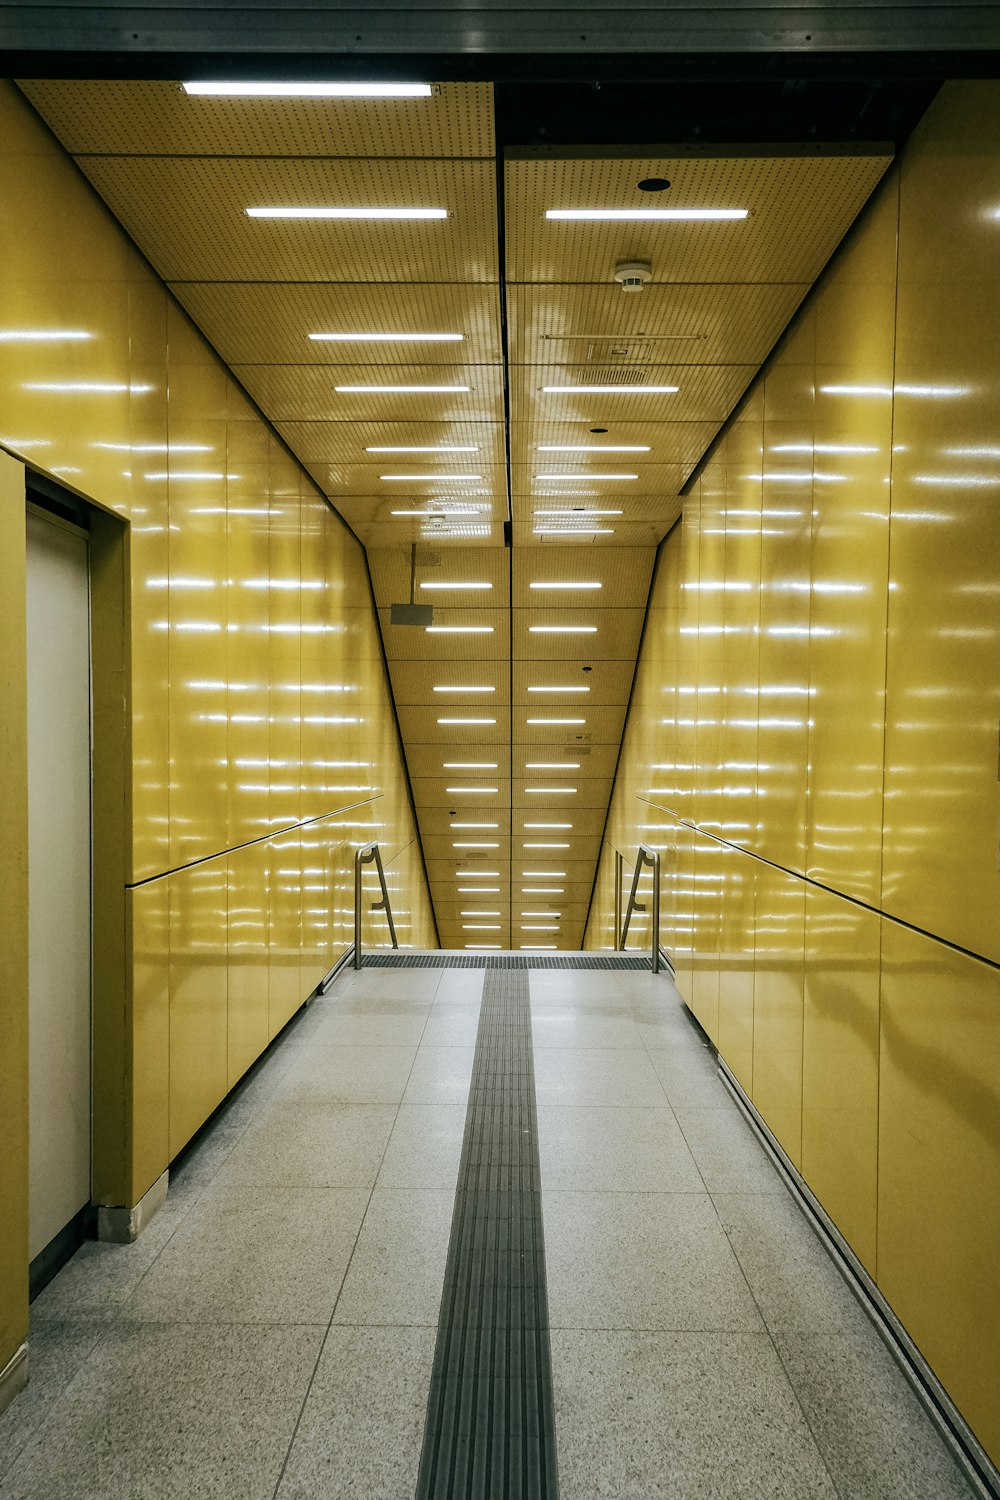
xmin=26 ymin=505 xmax=92 ymax=1260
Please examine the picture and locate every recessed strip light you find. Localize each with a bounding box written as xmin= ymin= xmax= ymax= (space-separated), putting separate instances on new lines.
xmin=311 ymin=332 xmax=461 ymax=342
xmin=391 ymin=509 xmax=484 ymax=517
xmin=534 ymin=527 xmax=614 ymax=536
xmin=458 ymin=871 xmax=500 ymax=878
xmin=524 ymin=823 xmax=572 ymax=829
xmin=529 ymin=582 xmax=602 ymax=590
xmin=520 ymin=945 xmax=557 ymax=950
xmin=522 ymin=871 xmax=566 ymax=877
xmin=537 ymin=445 xmax=649 ymax=453
xmin=521 ymin=924 xmax=560 ymax=931
xmin=421 ymin=581 xmax=492 ymax=590
xmin=526 ymin=718 xmax=585 ymax=725
xmin=522 ymin=887 xmax=564 ymax=894
xmin=463 ymin=924 xmax=501 ymax=930
xmin=461 ymin=911 xmax=501 ymax=917
xmin=533 ymin=472 xmax=637 ymax=481
xmin=0 ymin=329 xmax=92 ymax=342
xmin=368 ymin=446 xmax=479 ymax=454
xmin=427 ymin=626 xmax=494 ymax=634
xmin=382 ymin=473 xmax=482 ymax=481
xmin=453 ymin=842 xmax=499 ymax=849
xmin=24 ymin=381 xmax=153 ymax=394
xmin=526 ymin=762 xmax=580 ymax=769
xmin=528 ymin=625 xmax=597 ymax=634
xmin=545 ymin=207 xmax=747 ymax=221
xmin=525 ymin=787 xmax=577 ymax=794
xmin=522 ymin=911 xmax=562 ymax=917
xmin=446 ymin=787 xmax=499 ymax=794
xmin=443 ymin=761 xmax=498 ymax=769
xmin=527 ymin=685 xmax=589 ymax=693
xmin=337 ymin=383 xmax=469 ymax=393
xmin=184 ymin=81 xmax=434 ymax=97
xmin=437 ymin=717 xmax=496 ymax=725
xmin=458 ymin=887 xmax=500 ymax=893
xmin=533 ymin=510 xmax=621 ymax=518
xmin=542 ymin=384 xmax=677 ymax=395
xmin=433 ymin=685 xmax=495 ymax=693
xmin=451 ymin=823 xmax=499 ymax=829
xmin=249 ymin=207 xmax=446 ymax=220
xmin=523 ymin=843 xmax=570 ymax=849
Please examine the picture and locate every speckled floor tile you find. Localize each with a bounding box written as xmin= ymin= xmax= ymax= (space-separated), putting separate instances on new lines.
xmin=0 ymin=1321 xmax=105 ymax=1480
xmin=537 ymin=1105 xmax=703 ymax=1193
xmin=550 ymin=1328 xmax=838 ymax=1499
xmin=276 ymin=1326 xmax=437 ymax=1499
xmin=531 ymin=1011 xmax=643 ymax=1049
xmin=673 ymin=1104 xmax=785 ymax=1194
xmin=773 ymin=1331 xmax=976 ymax=1498
xmin=401 ymin=1046 xmax=476 ymax=1106
xmin=332 ymin=972 xmax=442 ymax=1004
xmin=213 ymin=1101 xmax=398 ymax=1189
xmin=544 ymin=1192 xmax=763 ymax=1333
xmin=306 ymin=1011 xmax=428 ymax=1047
xmin=332 ymin=1189 xmax=454 ymax=1327
xmin=376 ymin=1105 xmax=467 ymax=1190
xmin=713 ymin=1191 xmax=871 ymax=1335
xmin=29 ymin=1234 xmax=171 ymax=1324
xmin=420 ymin=1009 xmax=483 ymax=1047
xmin=124 ymin=1184 xmax=369 ymax=1324
xmin=0 ymin=1322 xmax=324 ymax=1500
xmin=274 ymin=1044 xmax=417 ymax=1105
xmin=533 ymin=1047 xmax=667 ymax=1107
xmin=646 ymin=1042 xmax=727 ymax=1107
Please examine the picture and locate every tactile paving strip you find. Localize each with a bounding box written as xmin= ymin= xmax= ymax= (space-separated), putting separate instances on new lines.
xmin=415 ymin=969 xmax=558 ymax=1499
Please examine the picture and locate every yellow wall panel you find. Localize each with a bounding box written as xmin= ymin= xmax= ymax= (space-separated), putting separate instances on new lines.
xmin=129 ymin=879 xmax=171 ymax=1199
xmin=878 ymin=922 xmax=1000 ymax=1462
xmin=802 ymin=887 xmax=880 ymax=1273
xmin=585 ymin=81 xmax=1000 ymax=1464
xmin=168 ymin=858 xmax=229 ymax=1155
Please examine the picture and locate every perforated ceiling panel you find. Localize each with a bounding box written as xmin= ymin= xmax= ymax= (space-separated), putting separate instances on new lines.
xmin=18 ymin=76 xmax=894 ymax=950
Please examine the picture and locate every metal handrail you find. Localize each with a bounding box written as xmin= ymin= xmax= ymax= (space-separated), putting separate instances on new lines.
xmin=616 ymin=843 xmax=661 ymax=973
xmin=354 ymin=841 xmax=399 ymax=969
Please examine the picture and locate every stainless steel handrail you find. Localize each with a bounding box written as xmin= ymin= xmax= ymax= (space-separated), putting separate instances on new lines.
xmin=354 ymin=841 xmax=399 ymax=969
xmin=617 ymin=843 xmax=661 ymax=973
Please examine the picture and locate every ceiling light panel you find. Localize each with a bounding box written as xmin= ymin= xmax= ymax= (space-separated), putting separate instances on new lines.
xmin=70 ymin=156 xmax=499 ymax=283
xmin=230 ymin=364 xmax=503 ymax=427
xmin=274 ymin=422 xmax=504 ymax=469
xmin=20 ymin=80 xmax=495 ymax=156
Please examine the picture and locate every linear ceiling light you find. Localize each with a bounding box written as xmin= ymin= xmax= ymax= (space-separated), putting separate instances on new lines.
xmin=526 ymin=762 xmax=580 ymax=769
xmin=458 ymin=887 xmax=500 ymax=893
xmin=534 ymin=527 xmax=614 ymax=536
xmin=524 ymin=823 xmax=571 ymax=829
xmin=522 ymin=887 xmax=564 ymax=893
xmin=527 ymin=685 xmax=589 ymax=693
xmin=0 ymin=329 xmax=92 ymax=342
xmin=526 ymin=718 xmax=586 ymax=726
xmin=421 ymin=581 xmax=492 ymax=590
xmin=537 ymin=445 xmax=649 ymax=453
xmin=522 ymin=870 xmax=566 ymax=877
xmin=24 ymin=381 xmax=153 ymax=394
xmin=523 ymin=843 xmax=570 ymax=849
xmin=382 ymin=473 xmax=481 ymax=481
xmin=453 ymin=842 xmax=499 ymax=849
xmin=529 ymin=582 xmax=601 ymax=590
xmin=338 ymin=382 xmax=468 ymax=393
xmin=369 ymin=446 xmax=479 ymax=454
xmin=433 ymin=685 xmax=495 ymax=693
xmin=443 ymin=761 xmax=498 ymax=768
xmin=545 ymin=207 xmax=747 ymax=221
xmin=184 ymin=81 xmax=433 ymax=97
xmin=525 ymin=787 xmax=577 ymax=794
xmin=446 ymin=787 xmax=498 ymax=793
xmin=249 ymin=207 xmax=446 ymax=220
xmin=542 ymin=384 xmax=677 ymax=395
xmin=426 ymin=625 xmax=494 ymax=634
xmin=458 ymin=871 xmax=500 ymax=877
xmin=437 ymin=716 xmax=496 ymax=724
xmin=451 ymin=822 xmax=499 ymax=829
xmin=534 ymin=473 xmax=637 ymax=481
xmin=528 ymin=626 xmax=595 ymax=635
xmin=461 ymin=911 xmax=501 ymax=917
xmin=311 ymin=331 xmax=461 ymax=342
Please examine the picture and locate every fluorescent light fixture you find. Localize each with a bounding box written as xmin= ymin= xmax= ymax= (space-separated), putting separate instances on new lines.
xmin=463 ymin=924 xmax=501 ymax=930
xmin=538 ymin=444 xmax=649 ymax=453
xmin=0 ymin=329 xmax=91 ymax=342
xmin=527 ymin=685 xmax=589 ymax=693
xmin=426 ymin=626 xmax=494 ymax=634
xmin=249 ymin=206 xmax=446 ymax=220
xmin=461 ymin=911 xmax=501 ymax=916
xmin=520 ymin=924 xmax=560 ymax=931
xmin=546 ymin=207 xmax=747 ymax=221
xmin=338 ymin=383 xmax=469 ymax=393
xmin=458 ymin=887 xmax=500 ymax=893
xmin=453 ymin=842 xmax=499 ymax=849
xmin=522 ymin=870 xmax=566 ymax=877
xmin=94 ymin=442 xmax=211 ymax=453
xmin=543 ymin=384 xmax=677 ymax=395
xmin=522 ymin=910 xmax=562 ymax=917
xmin=522 ymin=887 xmax=564 ymax=893
xmin=311 ymin=331 xmax=461 ymax=342
xmin=369 ymin=445 xmax=479 ymax=454
xmin=437 ymin=716 xmax=496 ymax=724
xmin=382 ymin=473 xmax=481 ymax=481
xmin=446 ymin=787 xmax=498 ymax=794
xmin=524 ymin=823 xmax=571 ymax=829
xmin=534 ymin=527 xmax=614 ymax=535
xmin=24 ymin=381 xmax=153 ymax=394
xmin=528 ymin=625 xmax=596 ymax=634
xmin=421 ymin=581 xmax=492 ymax=590
xmin=523 ymin=843 xmax=569 ymax=849
xmin=525 ymin=762 xmax=580 ymax=769
xmin=529 ymin=581 xmax=601 ymax=590
xmin=527 ymin=717 xmax=585 ymax=726
xmin=525 ymin=787 xmax=576 ymax=794
xmin=184 ymin=81 xmax=433 ymax=98
xmin=451 ymin=823 xmax=499 ymax=829
xmin=433 ymin=685 xmax=495 ymax=693
xmin=457 ymin=871 xmax=499 ymax=877
xmin=534 ymin=472 xmax=637 ymax=481
xmin=443 ymin=762 xmax=498 ymax=769
xmin=391 ymin=508 xmax=483 ymax=516
xmin=533 ymin=509 xmax=621 ymax=517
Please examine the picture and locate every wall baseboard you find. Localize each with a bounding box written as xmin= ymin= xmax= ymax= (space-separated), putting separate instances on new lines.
xmin=717 ymin=1057 xmax=1000 ymax=1500
xmin=0 ymin=1343 xmax=28 ymax=1419
xmin=317 ymin=945 xmax=355 ymax=995
xmin=96 ymin=1168 xmax=168 ymax=1245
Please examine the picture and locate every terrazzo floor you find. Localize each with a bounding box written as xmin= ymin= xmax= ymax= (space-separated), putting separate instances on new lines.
xmin=0 ymin=961 xmax=977 ymax=1499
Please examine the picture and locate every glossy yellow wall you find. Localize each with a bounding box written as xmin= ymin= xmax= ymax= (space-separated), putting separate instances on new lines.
xmin=0 ymin=81 xmax=435 ymax=1242
xmin=587 ymin=81 xmax=1000 ymax=1465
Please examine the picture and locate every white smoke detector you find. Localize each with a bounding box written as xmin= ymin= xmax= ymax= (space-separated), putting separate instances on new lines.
xmin=613 ymin=259 xmax=652 ymax=292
